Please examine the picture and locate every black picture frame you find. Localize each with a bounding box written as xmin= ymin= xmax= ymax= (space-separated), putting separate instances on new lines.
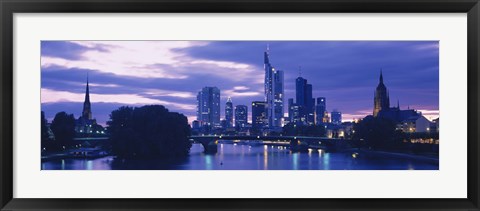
xmin=1 ymin=0 xmax=479 ymax=210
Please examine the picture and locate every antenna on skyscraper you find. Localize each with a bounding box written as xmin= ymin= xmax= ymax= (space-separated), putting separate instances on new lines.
xmin=267 ymin=43 xmax=270 ymax=53
xmin=298 ymin=66 xmax=302 ymax=77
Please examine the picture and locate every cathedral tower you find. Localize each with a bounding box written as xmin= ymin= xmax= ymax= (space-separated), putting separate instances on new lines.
xmin=373 ymin=70 xmax=390 ymax=117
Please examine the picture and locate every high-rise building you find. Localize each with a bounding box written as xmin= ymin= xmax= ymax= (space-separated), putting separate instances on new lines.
xmin=225 ymin=97 xmax=233 ymax=128
xmin=196 ymin=86 xmax=221 ymax=127
xmin=235 ymin=105 xmax=248 ymax=129
xmin=273 ymin=69 xmax=284 ymax=127
xmin=295 ymin=77 xmax=314 ymax=125
xmin=331 ymin=110 xmax=342 ymax=125
xmin=252 ymin=101 xmax=267 ymax=130
xmin=315 ymin=97 xmax=326 ymax=125
xmin=264 ymin=46 xmax=284 ymax=128
xmin=288 ymin=98 xmax=294 ymax=123
xmin=373 ymin=70 xmax=390 ymax=117
xmin=288 ymin=98 xmax=302 ymax=125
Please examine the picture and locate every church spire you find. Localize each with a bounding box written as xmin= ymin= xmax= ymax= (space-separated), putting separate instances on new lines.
xmin=82 ymin=73 xmax=92 ymax=120
xmin=85 ymin=73 xmax=90 ymax=104
xmin=379 ymin=69 xmax=384 ymax=84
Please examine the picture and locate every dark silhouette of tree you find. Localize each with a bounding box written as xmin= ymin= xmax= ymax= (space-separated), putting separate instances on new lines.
xmin=41 ymin=111 xmax=49 ymax=142
xmin=352 ymin=115 xmax=402 ymax=150
xmin=107 ymin=105 xmax=192 ymax=158
xmin=50 ymin=111 xmax=76 ymax=149
xmin=282 ymin=123 xmax=326 ymax=137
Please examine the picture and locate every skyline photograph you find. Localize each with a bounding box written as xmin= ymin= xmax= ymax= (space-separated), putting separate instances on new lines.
xmin=41 ymin=41 xmax=439 ymax=126
xmin=40 ymin=41 xmax=439 ymax=170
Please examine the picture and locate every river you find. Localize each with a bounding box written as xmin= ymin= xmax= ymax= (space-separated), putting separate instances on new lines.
xmin=41 ymin=143 xmax=438 ymax=170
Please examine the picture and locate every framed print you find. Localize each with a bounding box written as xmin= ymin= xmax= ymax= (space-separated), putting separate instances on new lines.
xmin=1 ymin=0 xmax=479 ymax=210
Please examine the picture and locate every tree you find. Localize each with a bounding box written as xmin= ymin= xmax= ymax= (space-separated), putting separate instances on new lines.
xmin=107 ymin=105 xmax=192 ymax=158
xmin=352 ymin=115 xmax=402 ymax=150
xmin=41 ymin=111 xmax=49 ymax=142
xmin=50 ymin=111 xmax=76 ymax=149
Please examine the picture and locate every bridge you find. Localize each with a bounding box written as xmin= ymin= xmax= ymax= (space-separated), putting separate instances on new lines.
xmin=189 ymin=135 xmax=346 ymax=153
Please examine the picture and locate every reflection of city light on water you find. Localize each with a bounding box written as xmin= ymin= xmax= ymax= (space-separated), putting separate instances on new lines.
xmin=263 ymin=144 xmax=268 ymax=169
xmin=61 ymin=159 xmax=65 ymax=170
xmin=292 ymin=153 xmax=299 ymax=170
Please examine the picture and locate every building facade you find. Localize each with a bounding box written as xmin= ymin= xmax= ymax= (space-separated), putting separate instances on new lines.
xmin=295 ymin=77 xmax=314 ymax=125
xmin=264 ymin=47 xmax=284 ymax=128
xmin=196 ymin=86 xmax=221 ymax=127
xmin=235 ymin=105 xmax=248 ymax=129
xmin=252 ymin=101 xmax=267 ymax=130
xmin=331 ymin=110 xmax=342 ymax=125
xmin=315 ymin=97 xmax=326 ymax=125
xmin=225 ymin=97 xmax=233 ymax=128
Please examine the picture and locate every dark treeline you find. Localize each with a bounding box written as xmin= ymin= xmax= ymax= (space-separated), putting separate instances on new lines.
xmin=107 ymin=105 xmax=191 ymax=158
xmin=282 ymin=123 xmax=326 ymax=137
xmin=42 ymin=111 xmax=76 ymax=151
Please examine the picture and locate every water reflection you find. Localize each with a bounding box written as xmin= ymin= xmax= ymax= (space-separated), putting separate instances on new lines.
xmin=41 ymin=143 xmax=439 ymax=170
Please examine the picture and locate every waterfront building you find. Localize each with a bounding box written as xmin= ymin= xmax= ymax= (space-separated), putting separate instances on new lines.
xmin=331 ymin=110 xmax=342 ymax=125
xmin=397 ymin=115 xmax=432 ymax=133
xmin=252 ymin=101 xmax=267 ymax=130
xmin=235 ymin=105 xmax=248 ymax=129
xmin=315 ymin=97 xmax=326 ymax=125
xmin=225 ymin=97 xmax=234 ymax=128
xmin=264 ymin=46 xmax=284 ymax=128
xmin=196 ymin=86 xmax=221 ymax=127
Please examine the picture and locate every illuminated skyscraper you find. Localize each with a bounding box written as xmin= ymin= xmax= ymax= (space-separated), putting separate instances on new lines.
xmin=264 ymin=46 xmax=284 ymax=128
xmin=197 ymin=86 xmax=221 ymax=127
xmin=315 ymin=97 xmax=326 ymax=125
xmin=295 ymin=77 xmax=314 ymax=125
xmin=331 ymin=110 xmax=342 ymax=125
xmin=252 ymin=101 xmax=267 ymax=130
xmin=225 ymin=97 xmax=233 ymax=128
xmin=235 ymin=105 xmax=248 ymax=129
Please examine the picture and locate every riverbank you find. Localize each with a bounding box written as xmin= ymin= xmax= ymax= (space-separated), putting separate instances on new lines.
xmin=347 ymin=148 xmax=439 ymax=165
xmin=42 ymin=147 xmax=110 ymax=162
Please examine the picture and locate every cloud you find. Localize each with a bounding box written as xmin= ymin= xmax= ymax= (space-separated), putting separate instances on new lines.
xmin=41 ymin=88 xmax=196 ymax=111
xmin=41 ymin=41 xmax=439 ymax=125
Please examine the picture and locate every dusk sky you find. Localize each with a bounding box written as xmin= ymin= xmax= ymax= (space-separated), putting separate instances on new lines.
xmin=41 ymin=41 xmax=439 ymax=126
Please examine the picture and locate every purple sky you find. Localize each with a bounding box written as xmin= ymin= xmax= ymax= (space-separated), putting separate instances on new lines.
xmin=41 ymin=41 xmax=439 ymax=126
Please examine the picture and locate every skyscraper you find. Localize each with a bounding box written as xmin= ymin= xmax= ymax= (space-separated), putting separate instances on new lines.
xmin=373 ymin=70 xmax=390 ymax=117
xmin=315 ymin=97 xmax=326 ymax=125
xmin=264 ymin=46 xmax=284 ymax=128
xmin=225 ymin=97 xmax=233 ymax=128
xmin=288 ymin=98 xmax=301 ymax=125
xmin=295 ymin=77 xmax=314 ymax=125
xmin=196 ymin=86 xmax=221 ymax=127
xmin=331 ymin=110 xmax=342 ymax=125
xmin=82 ymin=74 xmax=92 ymax=120
xmin=272 ymin=69 xmax=284 ymax=127
xmin=252 ymin=101 xmax=267 ymax=130
xmin=235 ymin=105 xmax=248 ymax=129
